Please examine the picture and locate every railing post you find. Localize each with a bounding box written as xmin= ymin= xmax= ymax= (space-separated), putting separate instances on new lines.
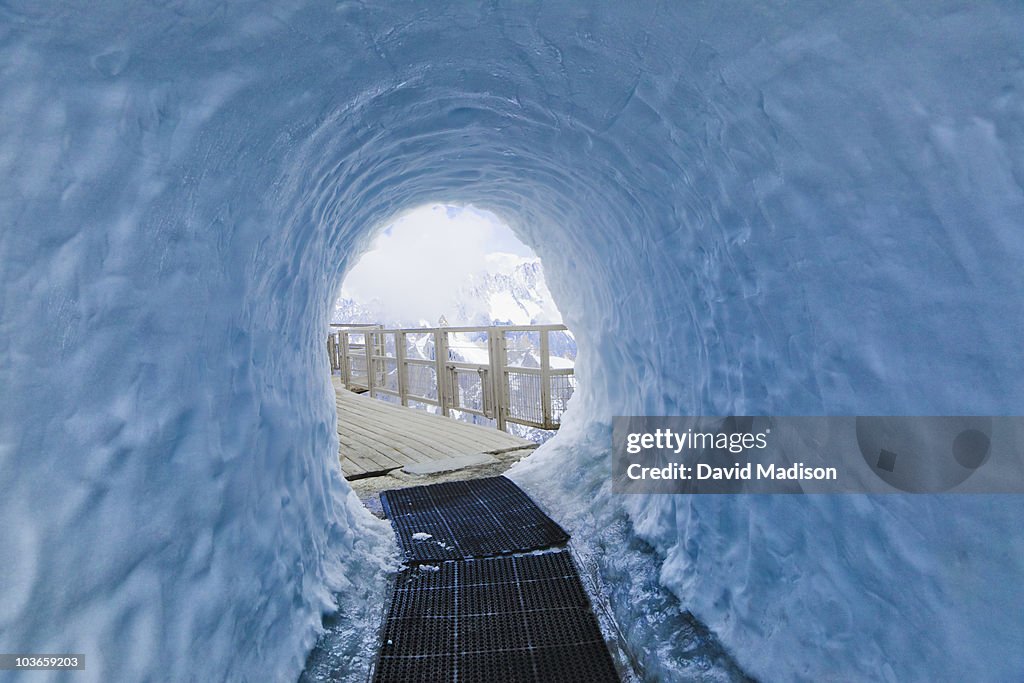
xmin=489 ymin=328 xmax=508 ymax=431
xmin=435 ymin=329 xmax=449 ymax=416
xmin=396 ymin=331 xmax=408 ymax=406
xmin=365 ymin=331 xmax=375 ymax=397
xmin=340 ymin=333 xmax=351 ymax=388
xmin=540 ymin=328 xmax=552 ymax=429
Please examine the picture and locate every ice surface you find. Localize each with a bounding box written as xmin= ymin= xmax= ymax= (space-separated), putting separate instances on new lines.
xmin=2 ymin=2 xmax=1023 ymax=681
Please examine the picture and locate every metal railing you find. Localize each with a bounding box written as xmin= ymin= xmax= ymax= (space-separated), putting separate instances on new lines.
xmin=327 ymin=323 xmax=576 ymax=431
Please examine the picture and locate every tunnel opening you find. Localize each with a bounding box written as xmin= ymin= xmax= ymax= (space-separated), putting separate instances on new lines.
xmin=329 ymin=201 xmax=577 ymax=439
xmin=324 ymin=201 xmax=580 ymax=497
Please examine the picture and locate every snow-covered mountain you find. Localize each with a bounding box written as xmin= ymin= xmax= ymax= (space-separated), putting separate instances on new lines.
xmin=329 ymin=296 xmax=380 ymax=326
xmin=454 ymin=258 xmax=562 ymax=327
xmin=333 ymin=256 xmax=562 ymax=328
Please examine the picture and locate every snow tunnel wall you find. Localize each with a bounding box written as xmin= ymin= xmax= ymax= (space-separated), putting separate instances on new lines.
xmin=1 ymin=2 xmax=1022 ymax=681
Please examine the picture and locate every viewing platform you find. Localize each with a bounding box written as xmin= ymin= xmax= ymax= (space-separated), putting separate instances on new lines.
xmin=329 ymin=323 xmax=576 ymax=479
xmin=334 ymin=378 xmax=535 ymax=478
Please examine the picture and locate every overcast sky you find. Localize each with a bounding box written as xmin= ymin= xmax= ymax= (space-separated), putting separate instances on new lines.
xmin=339 ymin=204 xmax=536 ymax=323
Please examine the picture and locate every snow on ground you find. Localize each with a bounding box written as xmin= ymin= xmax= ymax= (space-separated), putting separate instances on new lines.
xmin=1 ymin=2 xmax=1023 ymax=682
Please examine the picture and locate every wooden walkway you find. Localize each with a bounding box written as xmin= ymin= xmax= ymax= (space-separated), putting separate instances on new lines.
xmin=334 ymin=379 xmax=535 ymax=478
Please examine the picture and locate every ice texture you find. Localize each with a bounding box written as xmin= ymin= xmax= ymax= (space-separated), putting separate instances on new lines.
xmin=1 ymin=2 xmax=1023 ymax=682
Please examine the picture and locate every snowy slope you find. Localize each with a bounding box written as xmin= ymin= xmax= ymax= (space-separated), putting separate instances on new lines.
xmin=1 ymin=2 xmax=1022 ymax=682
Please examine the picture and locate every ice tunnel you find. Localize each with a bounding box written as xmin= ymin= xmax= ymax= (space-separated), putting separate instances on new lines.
xmin=2 ymin=1 xmax=1023 ymax=681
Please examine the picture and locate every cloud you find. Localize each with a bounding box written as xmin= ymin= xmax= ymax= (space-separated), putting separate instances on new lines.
xmin=339 ymin=204 xmax=534 ymax=325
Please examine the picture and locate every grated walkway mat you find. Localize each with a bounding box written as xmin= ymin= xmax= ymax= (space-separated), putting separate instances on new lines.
xmin=380 ymin=476 xmax=569 ymax=561
xmin=373 ymin=551 xmax=619 ymax=683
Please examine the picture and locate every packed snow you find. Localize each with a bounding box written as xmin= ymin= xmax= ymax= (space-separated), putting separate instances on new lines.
xmin=1 ymin=2 xmax=1022 ymax=682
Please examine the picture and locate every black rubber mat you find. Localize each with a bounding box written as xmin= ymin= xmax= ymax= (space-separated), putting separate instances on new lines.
xmin=379 ymin=476 xmax=569 ymax=561
xmin=373 ymin=551 xmax=619 ymax=683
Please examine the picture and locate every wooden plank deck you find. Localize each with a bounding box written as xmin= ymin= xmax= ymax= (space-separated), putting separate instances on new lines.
xmin=335 ymin=381 xmax=535 ymax=478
